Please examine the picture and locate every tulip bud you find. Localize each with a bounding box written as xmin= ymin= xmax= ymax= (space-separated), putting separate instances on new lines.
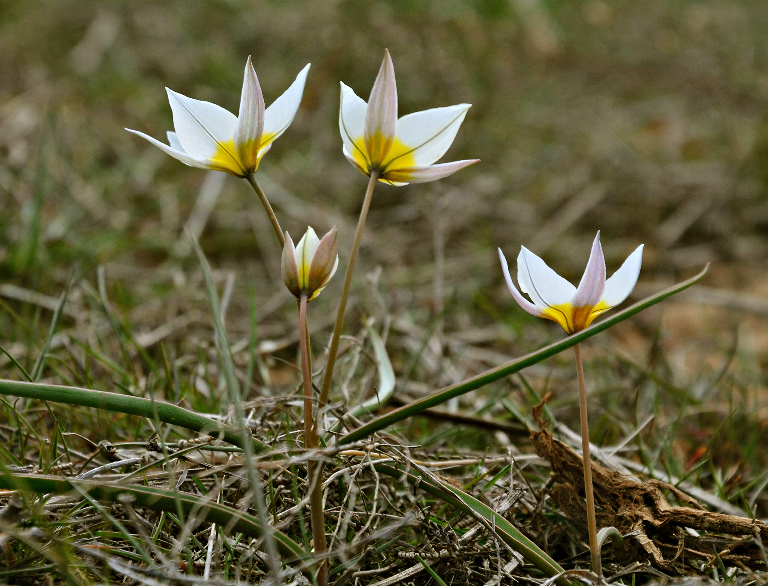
xmin=282 ymin=226 xmax=339 ymax=300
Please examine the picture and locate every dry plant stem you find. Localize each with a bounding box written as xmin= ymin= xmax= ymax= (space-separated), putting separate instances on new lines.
xmin=300 ymin=293 xmax=328 ymax=585
xmin=574 ymin=342 xmax=601 ymax=578
xmin=246 ymin=173 xmax=285 ymax=248
xmin=319 ymin=170 xmax=380 ymax=409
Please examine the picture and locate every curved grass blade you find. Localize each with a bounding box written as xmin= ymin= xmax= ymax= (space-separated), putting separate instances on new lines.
xmin=597 ymin=526 xmax=628 ymax=562
xmin=0 ymin=472 xmax=309 ymax=569
xmin=341 ymin=266 xmax=708 ymax=445
xmin=31 ymin=270 xmax=75 ymax=381
xmin=0 ymin=379 xmax=267 ymax=452
xmin=323 ymin=322 xmax=395 ymax=440
xmin=373 ymin=462 xmax=575 ymax=586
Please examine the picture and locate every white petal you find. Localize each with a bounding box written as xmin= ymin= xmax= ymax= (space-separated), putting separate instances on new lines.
xmin=339 ymin=83 xmax=370 ymax=169
xmin=234 ymin=56 xmax=265 ymax=172
xmin=364 ymin=49 xmax=397 ymax=164
xmin=296 ymin=226 xmax=320 ymax=285
xmin=571 ymin=232 xmax=606 ymax=309
xmin=498 ymin=249 xmax=544 ymax=318
xmin=382 ymin=159 xmax=479 ymax=185
xmin=601 ymin=245 xmax=644 ymax=308
xmin=167 ymin=131 xmax=183 ymax=151
xmin=126 ymin=128 xmax=212 ymax=170
xmin=166 ymin=88 xmax=238 ymax=163
xmin=517 ymin=246 xmax=575 ymax=309
xmin=262 ymin=64 xmax=310 ymax=146
xmin=328 ymin=255 xmax=339 ymax=282
xmin=390 ymin=104 xmax=470 ymax=168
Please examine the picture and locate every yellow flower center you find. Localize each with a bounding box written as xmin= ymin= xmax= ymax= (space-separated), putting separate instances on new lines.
xmin=352 ymin=133 xmax=417 ymax=176
xmin=541 ymin=300 xmax=610 ymax=335
xmin=210 ymin=133 xmax=278 ymax=176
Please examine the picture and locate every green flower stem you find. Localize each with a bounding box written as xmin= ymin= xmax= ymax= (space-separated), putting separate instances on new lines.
xmin=0 ymin=379 xmax=267 ymax=452
xmin=574 ymin=343 xmax=600 ymax=577
xmin=246 ymin=173 xmax=285 ymax=248
xmin=339 ymin=265 xmax=709 ymax=445
xmin=318 ymin=170 xmax=380 ymax=412
xmin=300 ymin=294 xmax=327 ymax=585
xmin=0 ymin=472 xmax=309 ymax=571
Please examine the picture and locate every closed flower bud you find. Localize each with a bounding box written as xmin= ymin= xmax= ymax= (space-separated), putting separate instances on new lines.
xmin=282 ymin=226 xmax=339 ymax=300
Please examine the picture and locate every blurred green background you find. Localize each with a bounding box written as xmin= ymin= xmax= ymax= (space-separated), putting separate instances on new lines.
xmin=1 ymin=0 xmax=768 ymax=374
xmin=1 ymin=0 xmax=768 ymax=521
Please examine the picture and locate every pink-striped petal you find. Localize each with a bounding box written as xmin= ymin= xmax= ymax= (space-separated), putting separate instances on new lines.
xmin=571 ymin=232 xmax=606 ymax=309
xmin=234 ymin=56 xmax=265 ymax=174
xmin=364 ymin=49 xmax=397 ymax=166
xmin=381 ymin=159 xmax=479 ymax=185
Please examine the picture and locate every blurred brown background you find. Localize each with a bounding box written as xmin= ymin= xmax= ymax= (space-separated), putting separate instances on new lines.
xmin=1 ymin=0 xmax=768 ymax=364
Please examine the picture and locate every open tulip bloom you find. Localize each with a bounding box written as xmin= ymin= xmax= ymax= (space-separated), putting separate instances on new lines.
xmin=126 ymin=57 xmax=310 ymax=178
xmin=339 ymin=49 xmax=479 ymax=185
xmin=499 ymin=232 xmax=643 ymax=335
xmin=500 ymin=232 xmax=642 ymax=577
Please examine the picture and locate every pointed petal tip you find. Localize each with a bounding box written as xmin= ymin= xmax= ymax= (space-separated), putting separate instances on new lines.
xmin=383 ymin=159 xmax=478 ymax=184
xmin=572 ymin=232 xmax=607 ymax=309
xmin=601 ymin=243 xmax=645 ymax=308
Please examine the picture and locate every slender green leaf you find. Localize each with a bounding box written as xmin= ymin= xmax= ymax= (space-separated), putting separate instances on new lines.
xmin=374 ymin=462 xmax=574 ymax=586
xmin=0 ymin=344 xmax=33 ymax=382
xmin=31 ymin=271 xmax=75 ymax=381
xmin=416 ymin=555 xmax=448 ymax=586
xmin=190 ymin=233 xmax=240 ymax=400
xmin=340 ymin=266 xmax=708 ymax=445
xmin=0 ymin=379 xmax=267 ymax=452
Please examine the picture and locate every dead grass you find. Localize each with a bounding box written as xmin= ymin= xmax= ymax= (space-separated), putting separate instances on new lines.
xmin=1 ymin=0 xmax=768 ymax=584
